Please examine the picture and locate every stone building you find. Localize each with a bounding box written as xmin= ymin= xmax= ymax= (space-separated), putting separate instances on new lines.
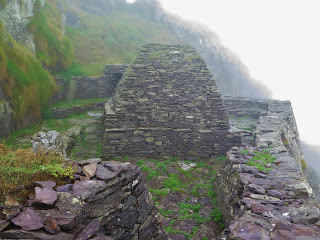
xmin=103 ymin=44 xmax=241 ymax=160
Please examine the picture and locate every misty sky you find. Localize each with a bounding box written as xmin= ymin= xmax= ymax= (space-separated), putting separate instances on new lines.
xmin=160 ymin=0 xmax=320 ymax=146
xmin=128 ymin=0 xmax=320 ymax=145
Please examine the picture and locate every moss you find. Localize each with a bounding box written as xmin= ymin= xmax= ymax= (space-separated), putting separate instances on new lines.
xmin=0 ymin=20 xmax=57 ymax=123
xmin=0 ymin=0 xmax=8 ymax=9
xmin=28 ymin=0 xmax=73 ymax=71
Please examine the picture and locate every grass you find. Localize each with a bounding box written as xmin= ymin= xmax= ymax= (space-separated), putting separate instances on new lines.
xmin=27 ymin=0 xmax=73 ymax=71
xmin=0 ymin=144 xmax=75 ymax=204
xmin=130 ymin=157 xmax=225 ymax=238
xmin=65 ymin=10 xmax=180 ymax=75
xmin=0 ymin=21 xmax=57 ymax=124
xmin=246 ymin=149 xmax=276 ymax=172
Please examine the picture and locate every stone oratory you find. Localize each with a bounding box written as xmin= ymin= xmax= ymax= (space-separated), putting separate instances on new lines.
xmin=103 ymin=44 xmax=241 ymax=160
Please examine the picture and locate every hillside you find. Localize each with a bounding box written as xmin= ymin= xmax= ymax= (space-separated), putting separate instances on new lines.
xmin=0 ymin=0 xmax=275 ymax=137
xmin=65 ymin=10 xmax=180 ymax=75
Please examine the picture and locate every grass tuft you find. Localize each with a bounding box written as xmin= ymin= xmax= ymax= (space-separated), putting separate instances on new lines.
xmin=0 ymin=144 xmax=75 ymax=203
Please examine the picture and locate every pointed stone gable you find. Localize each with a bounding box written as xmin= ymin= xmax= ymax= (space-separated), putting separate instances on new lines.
xmin=103 ymin=44 xmax=241 ymax=160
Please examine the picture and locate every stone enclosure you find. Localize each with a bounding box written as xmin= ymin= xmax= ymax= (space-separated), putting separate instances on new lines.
xmin=103 ymin=44 xmax=241 ymax=160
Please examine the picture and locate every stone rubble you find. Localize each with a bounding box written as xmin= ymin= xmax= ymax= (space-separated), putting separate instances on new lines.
xmin=0 ymin=160 xmax=166 ymax=240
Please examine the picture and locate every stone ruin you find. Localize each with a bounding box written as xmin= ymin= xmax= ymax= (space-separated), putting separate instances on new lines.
xmin=0 ymin=159 xmax=165 ymax=240
xmin=215 ymin=97 xmax=320 ymax=239
xmin=103 ymin=44 xmax=241 ymax=160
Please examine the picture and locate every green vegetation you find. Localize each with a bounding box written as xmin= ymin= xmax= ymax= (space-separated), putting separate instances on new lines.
xmin=0 ymin=143 xmax=75 ymax=203
xmin=0 ymin=0 xmax=7 ymax=9
xmin=129 ymin=157 xmax=226 ymax=238
xmin=66 ymin=11 xmax=180 ymax=75
xmin=301 ymin=159 xmax=307 ymax=171
xmin=246 ymin=150 xmax=276 ymax=172
xmin=0 ymin=21 xmax=57 ymax=122
xmin=28 ymin=0 xmax=73 ymax=71
xmin=5 ymin=111 xmax=90 ymax=149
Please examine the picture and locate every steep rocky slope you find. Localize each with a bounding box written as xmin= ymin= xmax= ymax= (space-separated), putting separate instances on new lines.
xmin=64 ymin=0 xmax=272 ymax=98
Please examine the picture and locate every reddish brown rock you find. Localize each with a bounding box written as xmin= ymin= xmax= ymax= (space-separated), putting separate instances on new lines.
xmin=34 ymin=187 xmax=57 ymax=206
xmin=230 ymin=221 xmax=270 ymax=240
xmin=72 ymin=180 xmax=107 ymax=200
xmin=43 ymin=216 xmax=60 ymax=234
xmin=11 ymin=208 xmax=44 ymax=231
xmin=251 ymin=202 xmax=270 ymax=214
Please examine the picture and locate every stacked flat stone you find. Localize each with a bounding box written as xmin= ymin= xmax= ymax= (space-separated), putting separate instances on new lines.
xmin=0 ymin=160 xmax=165 ymax=240
xmin=216 ymin=97 xmax=320 ymax=239
xmin=104 ymin=44 xmax=241 ymax=160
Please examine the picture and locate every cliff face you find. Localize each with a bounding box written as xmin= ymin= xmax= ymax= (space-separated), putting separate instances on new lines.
xmin=0 ymin=0 xmax=45 ymax=53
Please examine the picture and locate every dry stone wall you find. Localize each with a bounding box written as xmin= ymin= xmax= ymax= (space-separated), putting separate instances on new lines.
xmin=103 ymin=44 xmax=241 ymax=160
xmin=216 ymin=97 xmax=320 ymax=239
xmin=74 ymin=65 xmax=128 ymax=99
xmin=0 ymin=159 xmax=166 ymax=240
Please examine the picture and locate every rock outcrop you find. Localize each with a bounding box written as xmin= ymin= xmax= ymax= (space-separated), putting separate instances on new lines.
xmin=0 ymin=0 xmax=45 ymax=53
xmin=0 ymin=159 xmax=166 ymax=240
xmin=216 ymin=97 xmax=320 ymax=239
xmin=103 ymin=44 xmax=241 ymax=160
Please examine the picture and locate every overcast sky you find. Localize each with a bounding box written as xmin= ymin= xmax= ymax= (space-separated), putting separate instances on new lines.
xmin=158 ymin=0 xmax=320 ymax=146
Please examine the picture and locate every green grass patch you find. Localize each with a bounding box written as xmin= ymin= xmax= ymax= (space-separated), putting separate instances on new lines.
xmin=28 ymin=0 xmax=73 ymax=71
xmin=163 ymin=174 xmax=186 ymax=192
xmin=246 ymin=150 xmax=276 ymax=172
xmin=0 ymin=21 xmax=57 ymax=123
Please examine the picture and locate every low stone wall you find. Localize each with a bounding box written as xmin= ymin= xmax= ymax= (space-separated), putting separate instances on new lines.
xmin=0 ymin=159 xmax=166 ymax=240
xmin=52 ymin=102 xmax=104 ymax=119
xmin=103 ymin=127 xmax=241 ymax=160
xmin=216 ymin=97 xmax=320 ymax=239
xmin=73 ymin=76 xmax=116 ymax=99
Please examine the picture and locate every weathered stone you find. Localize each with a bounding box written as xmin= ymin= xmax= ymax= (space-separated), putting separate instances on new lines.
xmin=248 ymin=184 xmax=266 ymax=195
xmin=56 ymin=184 xmax=73 ymax=193
xmin=33 ymin=181 xmax=56 ymax=189
xmin=82 ymin=162 xmax=98 ymax=178
xmin=75 ymin=218 xmax=101 ymax=240
xmin=229 ymin=221 xmax=270 ymax=240
xmin=250 ymin=202 xmax=270 ymax=214
xmin=34 ymin=187 xmax=57 ymax=206
xmin=11 ymin=209 xmax=44 ymax=231
xmin=0 ymin=220 xmax=10 ymax=232
xmin=2 ymin=196 xmax=21 ymax=220
xmin=96 ymin=165 xmax=118 ymax=181
xmin=0 ymin=229 xmax=74 ymax=239
xmin=72 ymin=180 xmax=107 ymax=200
